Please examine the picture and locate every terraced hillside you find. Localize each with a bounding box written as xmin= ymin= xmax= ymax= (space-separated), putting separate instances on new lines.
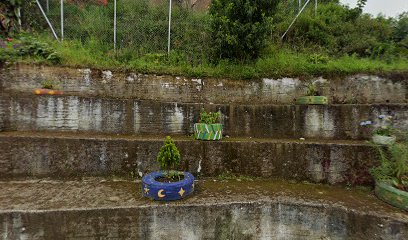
xmin=0 ymin=64 xmax=407 ymax=239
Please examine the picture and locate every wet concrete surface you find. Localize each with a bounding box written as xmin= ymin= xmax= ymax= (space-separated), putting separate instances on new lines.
xmin=1 ymin=63 xmax=407 ymax=104
xmin=0 ymin=177 xmax=402 ymax=214
xmin=1 ymin=94 xmax=407 ymax=139
xmin=0 ymin=131 xmax=379 ymax=185
xmin=0 ymin=178 xmax=407 ymax=239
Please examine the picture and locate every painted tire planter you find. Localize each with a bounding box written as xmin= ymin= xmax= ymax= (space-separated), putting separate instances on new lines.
xmin=142 ymin=171 xmax=194 ymax=201
xmin=296 ymin=96 xmax=328 ymax=105
xmin=194 ymin=123 xmax=223 ymax=141
xmin=375 ymin=181 xmax=408 ymax=211
xmin=372 ymin=134 xmax=396 ymax=145
xmin=33 ymin=89 xmax=64 ymax=95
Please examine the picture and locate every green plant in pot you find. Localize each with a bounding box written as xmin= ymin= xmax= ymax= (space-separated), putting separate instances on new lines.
xmin=296 ymin=81 xmax=328 ymax=105
xmin=33 ymin=79 xmax=63 ymax=95
xmin=194 ymin=108 xmax=223 ymax=140
xmin=370 ymin=142 xmax=408 ymax=210
xmin=372 ymin=115 xmax=396 ymax=145
xmin=142 ymin=136 xmax=194 ymax=201
xmin=361 ymin=115 xmax=397 ymax=145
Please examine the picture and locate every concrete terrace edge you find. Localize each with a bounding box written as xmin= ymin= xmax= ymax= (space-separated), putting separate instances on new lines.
xmin=1 ymin=200 xmax=407 ymax=239
xmin=1 ymin=94 xmax=407 ymax=139
xmin=1 ymin=63 xmax=407 ymax=104
xmin=0 ymin=133 xmax=379 ymax=185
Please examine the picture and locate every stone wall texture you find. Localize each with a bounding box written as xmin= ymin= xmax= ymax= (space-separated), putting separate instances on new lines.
xmin=0 ymin=134 xmax=378 ymax=185
xmin=1 ymin=202 xmax=407 ymax=239
xmin=0 ymin=94 xmax=407 ymax=139
xmin=1 ymin=64 xmax=407 ymax=105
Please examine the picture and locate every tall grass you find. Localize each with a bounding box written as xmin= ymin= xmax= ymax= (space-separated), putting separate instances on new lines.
xmin=14 ymin=1 xmax=408 ymax=79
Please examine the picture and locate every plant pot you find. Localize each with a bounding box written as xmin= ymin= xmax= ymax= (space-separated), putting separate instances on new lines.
xmin=142 ymin=171 xmax=194 ymax=201
xmin=372 ymin=134 xmax=396 ymax=145
xmin=33 ymin=89 xmax=64 ymax=95
xmin=375 ymin=181 xmax=408 ymax=211
xmin=296 ymin=96 xmax=328 ymax=105
xmin=194 ymin=123 xmax=223 ymax=140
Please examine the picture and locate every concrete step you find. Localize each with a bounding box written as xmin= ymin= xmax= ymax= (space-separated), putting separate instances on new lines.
xmin=0 ymin=178 xmax=406 ymax=239
xmin=1 ymin=94 xmax=407 ymax=140
xmin=1 ymin=63 xmax=407 ymax=104
xmin=0 ymin=131 xmax=380 ymax=185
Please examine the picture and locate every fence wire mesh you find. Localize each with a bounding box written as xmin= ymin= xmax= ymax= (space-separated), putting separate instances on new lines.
xmin=22 ymin=0 xmax=212 ymax=61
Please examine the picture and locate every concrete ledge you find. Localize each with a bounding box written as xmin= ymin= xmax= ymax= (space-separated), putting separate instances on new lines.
xmin=1 ymin=94 xmax=407 ymax=139
xmin=0 ymin=132 xmax=379 ymax=185
xmin=1 ymin=64 xmax=407 ymax=104
xmin=0 ymin=179 xmax=407 ymax=239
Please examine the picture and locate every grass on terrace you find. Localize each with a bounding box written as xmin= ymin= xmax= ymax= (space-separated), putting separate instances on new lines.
xmin=3 ymin=34 xmax=408 ymax=79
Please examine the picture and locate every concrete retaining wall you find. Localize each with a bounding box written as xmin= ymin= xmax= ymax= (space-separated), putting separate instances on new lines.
xmin=1 ymin=94 xmax=407 ymax=139
xmin=1 ymin=202 xmax=406 ymax=239
xmin=1 ymin=64 xmax=407 ymax=104
xmin=0 ymin=134 xmax=377 ymax=185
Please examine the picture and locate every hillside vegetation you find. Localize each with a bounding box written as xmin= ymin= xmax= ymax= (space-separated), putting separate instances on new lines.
xmin=1 ymin=0 xmax=407 ymax=79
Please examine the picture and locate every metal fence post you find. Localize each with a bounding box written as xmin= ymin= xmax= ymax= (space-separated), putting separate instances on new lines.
xmin=35 ymin=0 xmax=59 ymax=40
xmin=168 ymin=0 xmax=172 ymax=54
xmin=282 ymin=0 xmax=312 ymax=40
xmin=114 ymin=0 xmax=117 ymax=50
xmin=61 ymin=0 xmax=64 ymax=41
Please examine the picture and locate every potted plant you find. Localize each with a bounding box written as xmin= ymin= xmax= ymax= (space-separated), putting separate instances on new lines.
xmin=370 ymin=142 xmax=408 ymax=210
xmin=33 ymin=79 xmax=64 ymax=95
xmin=142 ymin=136 xmax=194 ymax=201
xmin=361 ymin=115 xmax=397 ymax=145
xmin=372 ymin=115 xmax=396 ymax=145
xmin=194 ymin=108 xmax=223 ymax=140
xmin=296 ymin=81 xmax=328 ymax=105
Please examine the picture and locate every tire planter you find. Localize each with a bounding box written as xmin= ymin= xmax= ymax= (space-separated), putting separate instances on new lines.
xmin=33 ymin=89 xmax=64 ymax=95
xmin=194 ymin=123 xmax=223 ymax=141
xmin=296 ymin=96 xmax=328 ymax=105
xmin=142 ymin=171 xmax=195 ymax=201
xmin=372 ymin=134 xmax=396 ymax=145
xmin=375 ymin=181 xmax=408 ymax=211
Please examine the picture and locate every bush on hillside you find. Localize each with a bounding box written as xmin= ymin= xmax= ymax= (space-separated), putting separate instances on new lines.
xmin=275 ymin=2 xmax=407 ymax=61
xmin=209 ymin=0 xmax=280 ymax=62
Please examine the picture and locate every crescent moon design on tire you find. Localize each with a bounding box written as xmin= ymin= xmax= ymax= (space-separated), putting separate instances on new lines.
xmin=142 ymin=171 xmax=195 ymax=201
xmin=158 ymin=189 xmax=166 ymax=198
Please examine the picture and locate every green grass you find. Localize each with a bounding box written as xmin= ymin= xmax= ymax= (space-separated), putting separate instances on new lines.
xmin=4 ymin=35 xmax=408 ymax=79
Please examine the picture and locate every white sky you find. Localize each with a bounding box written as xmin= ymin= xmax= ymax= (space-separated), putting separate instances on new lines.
xmin=340 ymin=0 xmax=408 ymax=17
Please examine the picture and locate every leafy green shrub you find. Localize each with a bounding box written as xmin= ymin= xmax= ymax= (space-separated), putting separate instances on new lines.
xmin=308 ymin=53 xmax=329 ymax=64
xmin=305 ymin=82 xmax=319 ymax=96
xmin=274 ymin=2 xmax=406 ymax=60
xmin=0 ymin=35 xmax=60 ymax=64
xmin=157 ymin=136 xmax=181 ymax=177
xmin=370 ymin=142 xmax=408 ymax=191
xmin=0 ymin=0 xmax=23 ymax=36
xmin=199 ymin=108 xmax=221 ymax=124
xmin=209 ymin=0 xmax=280 ymax=61
xmin=40 ymin=79 xmax=56 ymax=89
xmin=17 ymin=36 xmax=61 ymax=63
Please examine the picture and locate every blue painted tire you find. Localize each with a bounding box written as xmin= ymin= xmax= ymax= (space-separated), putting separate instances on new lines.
xmin=142 ymin=171 xmax=195 ymax=201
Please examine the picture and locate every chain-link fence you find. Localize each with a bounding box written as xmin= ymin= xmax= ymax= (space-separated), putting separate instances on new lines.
xmin=22 ymin=0 xmax=211 ymax=61
xmin=21 ymin=0 xmax=321 ymax=63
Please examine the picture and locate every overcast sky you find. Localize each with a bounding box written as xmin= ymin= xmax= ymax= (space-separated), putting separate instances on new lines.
xmin=339 ymin=0 xmax=407 ymax=17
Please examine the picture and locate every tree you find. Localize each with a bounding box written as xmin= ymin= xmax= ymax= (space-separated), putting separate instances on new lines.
xmin=156 ymin=136 xmax=181 ymax=176
xmin=209 ymin=0 xmax=280 ymax=61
